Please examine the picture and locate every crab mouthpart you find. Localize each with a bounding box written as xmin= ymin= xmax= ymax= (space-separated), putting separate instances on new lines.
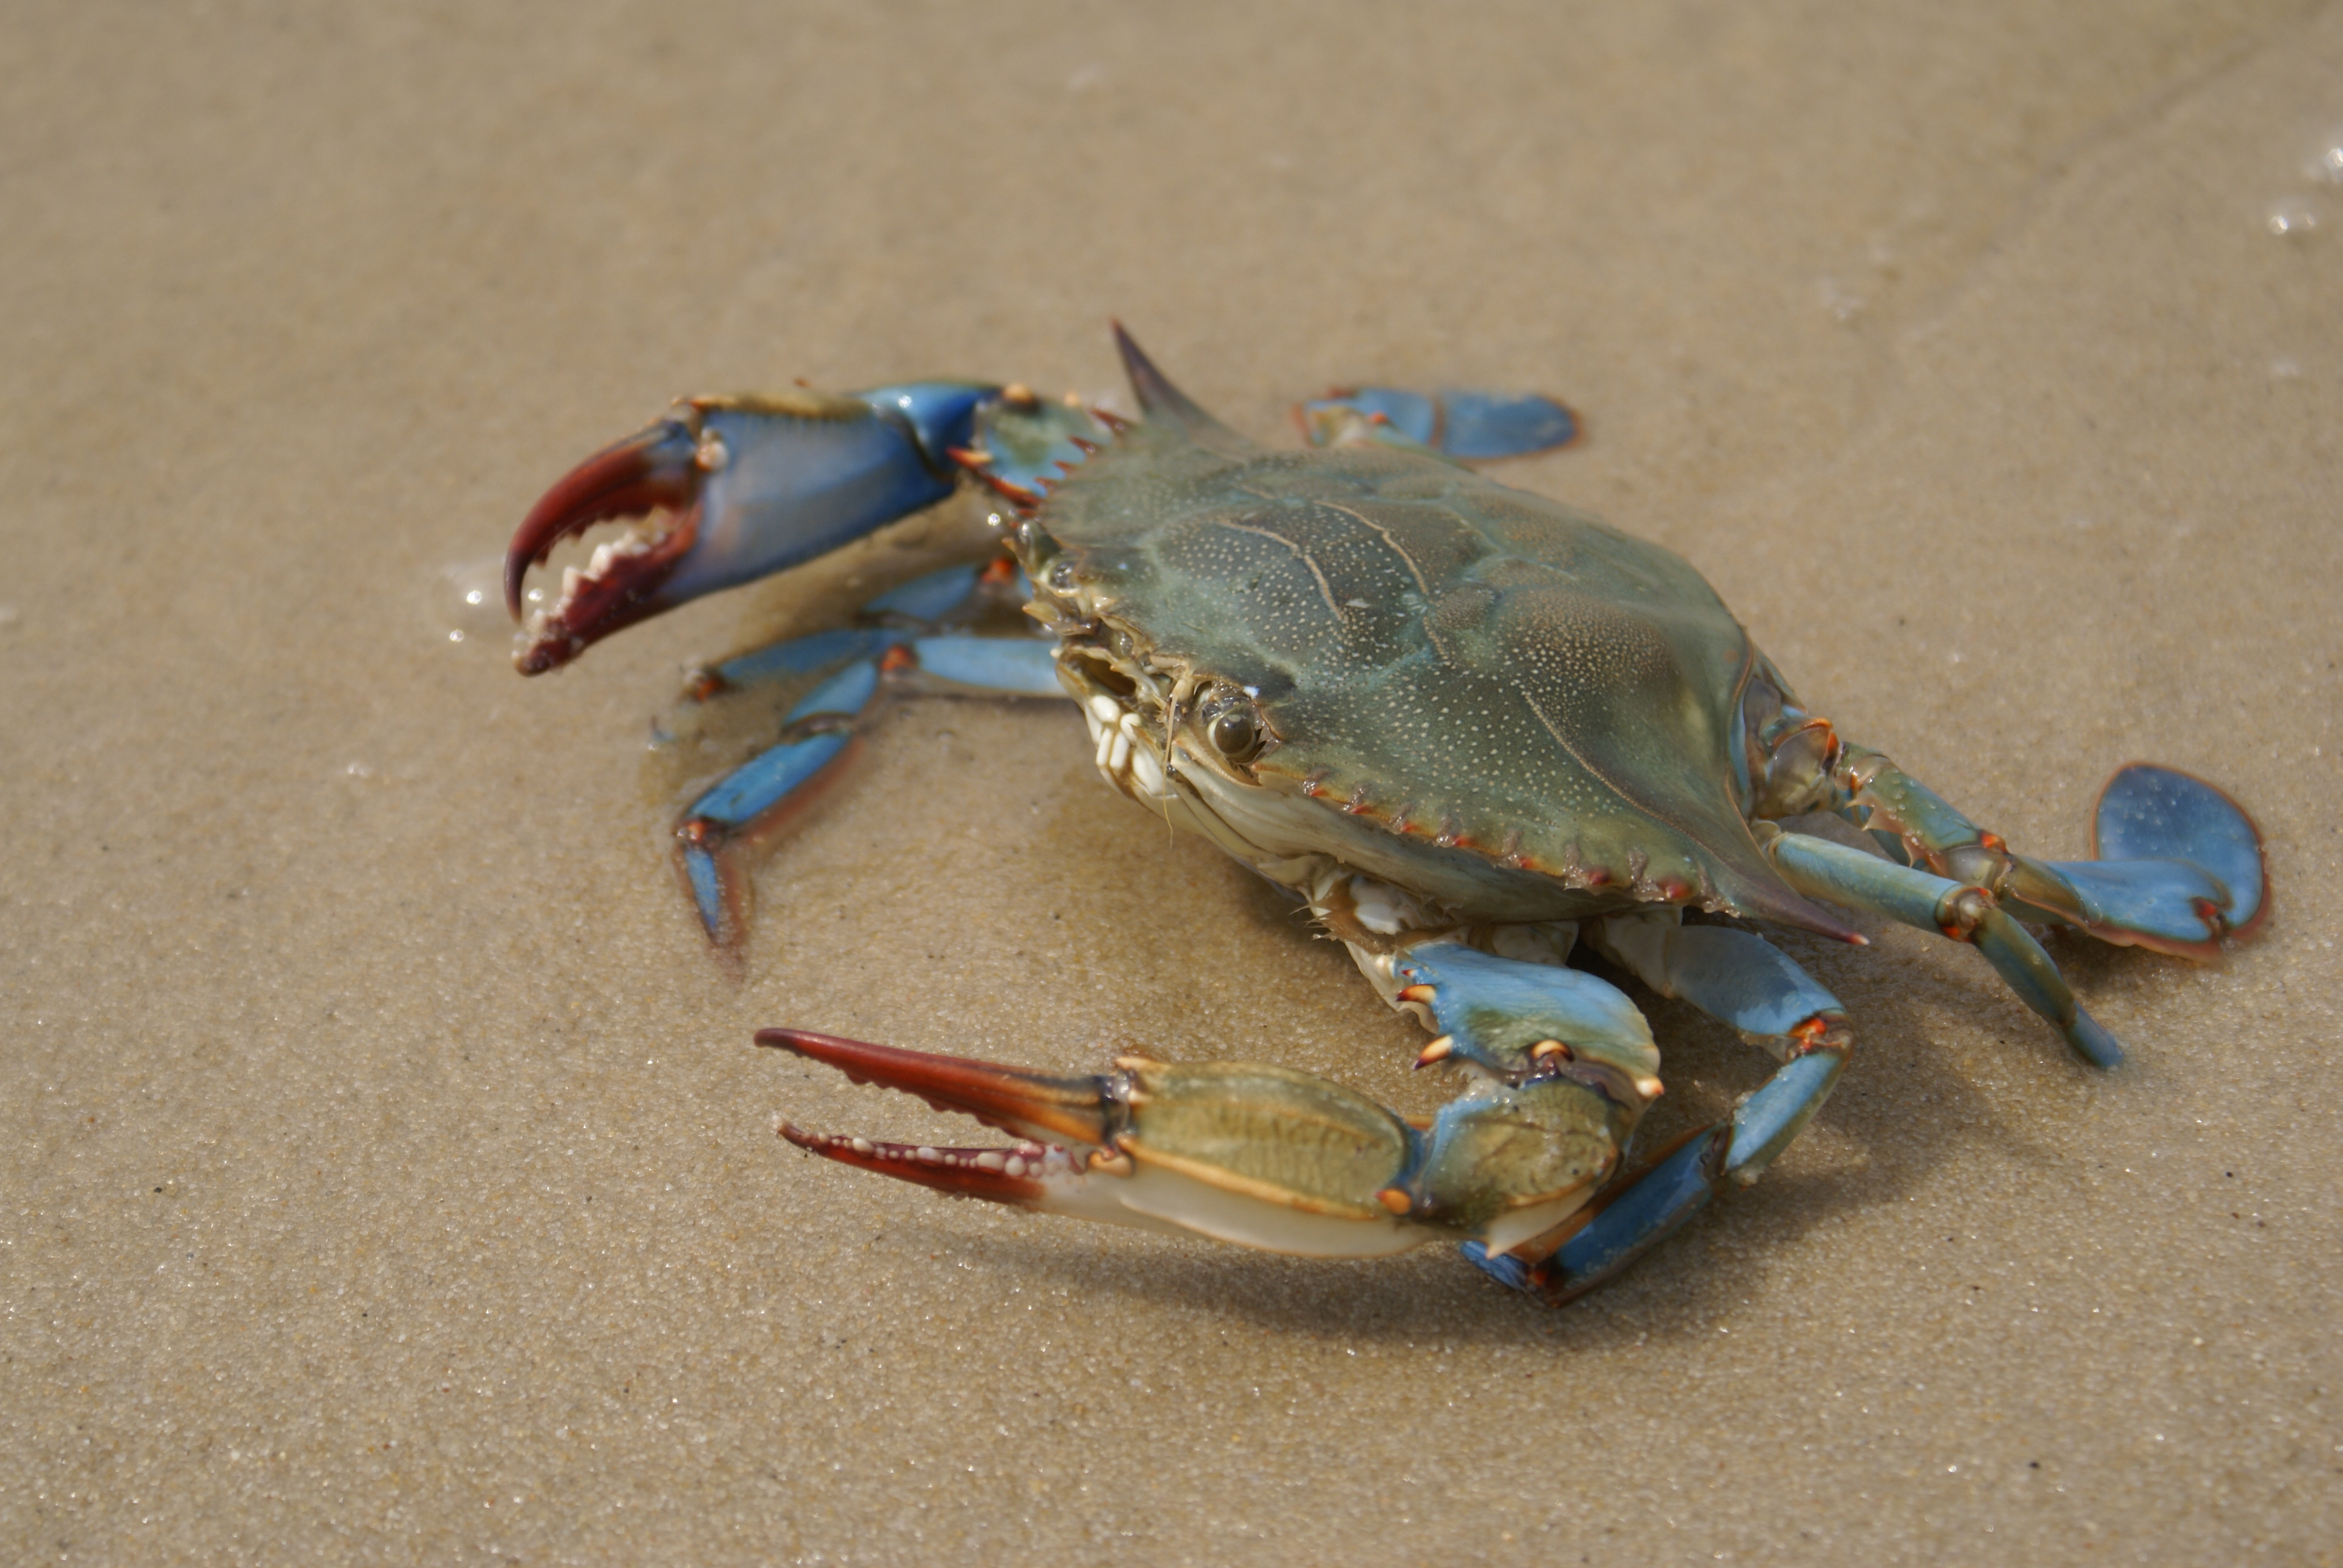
xmin=505 ymin=418 xmax=707 ymax=674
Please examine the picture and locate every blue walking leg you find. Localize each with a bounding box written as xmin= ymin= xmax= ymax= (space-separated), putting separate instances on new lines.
xmin=1383 ymin=941 xmax=1664 ymax=1104
xmin=1585 ymin=909 xmax=1851 ymax=1181
xmin=1370 ymin=939 xmax=1673 ymax=1259
xmin=900 ymin=635 xmax=1065 ymax=697
xmin=2040 ymin=763 xmax=2268 ymax=956
xmin=673 ymin=630 xmax=1067 ymax=950
xmin=1586 ymin=907 xmax=1849 ymax=1058
xmin=688 ymin=626 xmax=910 ymax=698
xmin=1798 ymin=743 xmax=2265 ymax=962
xmin=683 ymin=557 xmax=1035 ymax=699
xmin=1465 ymin=1039 xmax=1848 ymax=1304
xmin=1458 ymin=913 xmax=1851 ymax=1304
xmin=1475 ymin=769 xmax=2247 ymax=1301
xmin=1296 ymin=387 xmax=1579 ymax=459
xmin=1463 ymin=1126 xmax=1729 ymax=1304
xmin=1740 ymin=678 xmax=2264 ymax=965
xmin=1761 ymin=828 xmax=2123 ymax=1068
xmin=675 ymin=659 xmax=887 ymax=951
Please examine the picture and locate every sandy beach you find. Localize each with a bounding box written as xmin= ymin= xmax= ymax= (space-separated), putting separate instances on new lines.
xmin=4 ymin=2 xmax=2339 ymax=1561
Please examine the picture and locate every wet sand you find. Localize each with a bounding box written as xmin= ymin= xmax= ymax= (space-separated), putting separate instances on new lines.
xmin=4 ymin=2 xmax=2339 ymax=1561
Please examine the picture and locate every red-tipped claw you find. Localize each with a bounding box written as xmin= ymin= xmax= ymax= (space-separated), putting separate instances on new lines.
xmin=761 ymin=1028 xmax=1127 ymax=1214
xmin=505 ymin=418 xmax=707 ymax=674
xmin=754 ymin=1028 xmax=1455 ymax=1258
xmin=757 ymin=1028 xmax=1114 ymax=1148
xmin=776 ymin=1126 xmax=1087 ymax=1204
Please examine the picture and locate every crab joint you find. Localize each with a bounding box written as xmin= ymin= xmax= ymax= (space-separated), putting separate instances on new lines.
xmin=1935 ymin=885 xmax=1997 ymax=943
xmin=1788 ymin=1015 xmax=1845 ymax=1055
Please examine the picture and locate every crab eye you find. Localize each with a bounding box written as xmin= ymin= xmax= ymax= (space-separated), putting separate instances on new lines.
xmin=1207 ymin=702 xmax=1263 ymax=761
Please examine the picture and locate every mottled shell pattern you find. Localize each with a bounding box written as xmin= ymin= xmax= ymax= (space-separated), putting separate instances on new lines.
xmin=1014 ymin=374 xmax=1844 ymax=938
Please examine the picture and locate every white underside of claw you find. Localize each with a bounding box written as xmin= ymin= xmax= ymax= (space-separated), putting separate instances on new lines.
xmin=1027 ymin=1142 xmax=1591 ymax=1259
xmin=584 ymin=518 xmax=667 ymax=581
xmin=528 ymin=516 xmax=672 ymax=645
xmin=1032 ymin=1159 xmax=1429 ymax=1258
xmin=1480 ymin=1188 xmax=1599 ymax=1258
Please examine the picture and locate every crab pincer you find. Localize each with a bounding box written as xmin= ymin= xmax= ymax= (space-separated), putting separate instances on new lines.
xmin=762 ymin=1026 xmax=1638 ymax=1261
xmin=765 ymin=1030 xmax=1113 ymax=1204
xmin=504 ymin=385 xmax=1000 ymax=674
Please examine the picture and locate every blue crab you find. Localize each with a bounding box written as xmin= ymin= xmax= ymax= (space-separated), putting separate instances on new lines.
xmin=504 ymin=327 xmax=2266 ymax=1304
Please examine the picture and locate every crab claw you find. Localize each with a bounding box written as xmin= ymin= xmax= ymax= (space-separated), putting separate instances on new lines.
xmin=765 ymin=1028 xmax=1114 ymax=1149
xmin=504 ymin=419 xmax=705 ymax=673
xmin=505 ymin=385 xmax=998 ymax=674
xmin=759 ymin=1028 xmax=1624 ymax=1259
xmin=760 ymin=1028 xmax=1430 ymax=1255
xmin=763 ymin=1029 xmax=1114 ymax=1206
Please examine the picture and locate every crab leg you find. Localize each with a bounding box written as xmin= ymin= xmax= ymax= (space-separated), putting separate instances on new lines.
xmin=1760 ymin=828 xmax=2123 ymax=1068
xmin=673 ymin=659 xmax=886 ymax=950
xmin=505 ymin=375 xmax=1110 ymax=944
xmin=2057 ymin=763 xmax=2266 ymax=950
xmin=1296 ymin=387 xmax=1579 ymax=459
xmin=672 ymin=625 xmax=1065 ymax=949
xmin=760 ymin=1028 xmax=1634 ymax=1260
xmin=1466 ymin=1034 xmax=1851 ymax=1302
xmin=674 ymin=558 xmax=1018 ymax=700
xmin=1584 ymin=910 xmax=1851 ymax=1189
xmin=1821 ymin=751 xmax=2265 ymax=961
xmin=1745 ymin=676 xmax=2264 ymax=962
xmin=1463 ymin=1126 xmax=1728 ymax=1304
xmin=1369 ymin=941 xmax=1665 ymax=1104
xmin=892 ymin=635 xmax=1066 ymax=698
xmin=765 ymin=1029 xmax=1419 ymax=1255
xmin=673 ymin=555 xmax=1058 ymax=699
xmin=1359 ymin=930 xmax=1850 ymax=1303
xmin=1585 ymin=907 xmax=1849 ymax=1062
xmin=688 ymin=626 xmax=911 ymax=696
